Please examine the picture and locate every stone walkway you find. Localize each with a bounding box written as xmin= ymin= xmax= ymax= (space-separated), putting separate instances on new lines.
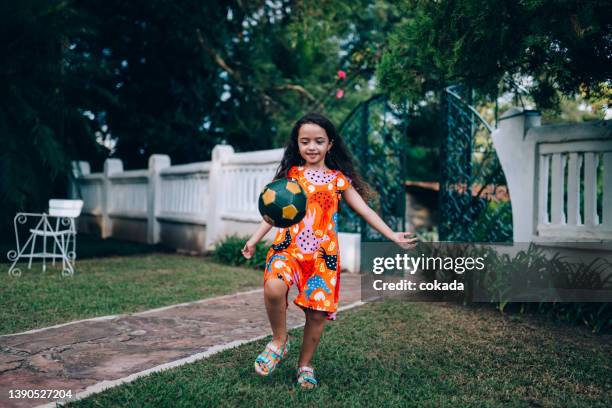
xmin=0 ymin=274 xmax=362 ymax=407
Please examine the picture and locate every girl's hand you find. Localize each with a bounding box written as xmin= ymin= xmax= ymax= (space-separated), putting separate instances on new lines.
xmin=392 ymin=231 xmax=418 ymax=250
xmin=241 ymin=240 xmax=256 ymax=259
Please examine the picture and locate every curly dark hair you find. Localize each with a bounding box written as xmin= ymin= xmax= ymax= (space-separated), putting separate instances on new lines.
xmin=273 ymin=112 xmax=373 ymax=201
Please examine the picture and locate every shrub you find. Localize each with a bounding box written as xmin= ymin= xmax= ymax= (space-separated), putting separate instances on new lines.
xmin=212 ymin=235 xmax=268 ymax=270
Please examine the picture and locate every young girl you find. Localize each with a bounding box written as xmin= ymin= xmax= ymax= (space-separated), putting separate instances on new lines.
xmin=241 ymin=112 xmax=417 ymax=389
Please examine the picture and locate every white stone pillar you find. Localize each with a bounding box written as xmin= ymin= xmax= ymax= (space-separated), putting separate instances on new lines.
xmin=338 ymin=232 xmax=361 ymax=273
xmin=491 ymin=108 xmax=541 ymax=242
xmin=205 ymin=145 xmax=235 ymax=250
xmin=102 ymin=159 xmax=123 ymax=239
xmin=147 ymin=155 xmax=171 ymax=244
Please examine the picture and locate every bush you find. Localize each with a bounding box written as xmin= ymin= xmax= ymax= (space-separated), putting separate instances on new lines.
xmin=212 ymin=235 xmax=269 ymax=270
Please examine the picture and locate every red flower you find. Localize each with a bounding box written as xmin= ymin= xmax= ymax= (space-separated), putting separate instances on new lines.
xmin=336 ymin=89 xmax=344 ymax=99
xmin=337 ymin=70 xmax=346 ymax=79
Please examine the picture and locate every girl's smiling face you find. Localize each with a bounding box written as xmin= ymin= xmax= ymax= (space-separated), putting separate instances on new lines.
xmin=297 ymin=123 xmax=333 ymax=167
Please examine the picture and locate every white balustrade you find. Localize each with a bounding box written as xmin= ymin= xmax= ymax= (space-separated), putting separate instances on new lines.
xmin=537 ymin=145 xmax=612 ymax=240
xmin=69 ymin=147 xmax=286 ymax=251
xmin=221 ymin=164 xmax=280 ymax=221
xmin=108 ymin=170 xmax=148 ymax=218
xmin=493 ymin=109 xmax=611 ymax=242
xmin=220 ymin=148 xmax=283 ymax=222
xmin=159 ymin=162 xmax=211 ymax=224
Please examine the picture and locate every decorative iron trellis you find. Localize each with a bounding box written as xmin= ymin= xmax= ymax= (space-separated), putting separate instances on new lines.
xmin=439 ymin=85 xmax=513 ymax=243
xmin=337 ymin=94 xmax=408 ymax=241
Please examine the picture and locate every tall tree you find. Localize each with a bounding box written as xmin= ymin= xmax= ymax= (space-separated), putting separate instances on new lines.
xmin=0 ymin=0 xmax=107 ymax=238
xmin=377 ymin=0 xmax=612 ymax=110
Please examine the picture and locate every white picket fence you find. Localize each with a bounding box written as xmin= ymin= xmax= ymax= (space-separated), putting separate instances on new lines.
xmin=492 ymin=109 xmax=612 ymax=242
xmin=69 ymin=145 xmax=362 ymax=272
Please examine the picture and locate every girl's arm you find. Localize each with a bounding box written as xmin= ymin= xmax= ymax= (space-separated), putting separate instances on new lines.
xmin=342 ymin=186 xmax=418 ymax=249
xmin=241 ymin=219 xmax=274 ymax=259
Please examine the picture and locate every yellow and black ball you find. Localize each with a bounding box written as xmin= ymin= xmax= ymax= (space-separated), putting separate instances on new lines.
xmin=258 ymin=178 xmax=307 ymax=228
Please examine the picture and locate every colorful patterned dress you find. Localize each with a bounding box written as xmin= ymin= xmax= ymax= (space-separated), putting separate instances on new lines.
xmin=263 ymin=165 xmax=351 ymax=320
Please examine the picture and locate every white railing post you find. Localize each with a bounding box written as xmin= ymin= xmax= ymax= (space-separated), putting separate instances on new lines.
xmin=102 ymin=158 xmax=123 ymax=239
xmin=148 ymin=154 xmax=171 ymax=244
xmin=566 ymin=152 xmax=581 ymax=226
xmin=491 ymin=107 xmax=541 ymax=242
xmin=604 ymin=152 xmax=612 ymax=228
xmin=583 ymin=152 xmax=599 ymax=227
xmin=205 ymin=144 xmax=235 ymax=250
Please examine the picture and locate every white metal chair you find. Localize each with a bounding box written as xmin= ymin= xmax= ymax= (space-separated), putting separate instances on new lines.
xmin=7 ymin=199 xmax=84 ymax=277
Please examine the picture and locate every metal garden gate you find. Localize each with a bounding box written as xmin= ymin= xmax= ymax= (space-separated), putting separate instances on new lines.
xmin=439 ymin=84 xmax=513 ymax=242
xmin=337 ymin=94 xmax=408 ymax=241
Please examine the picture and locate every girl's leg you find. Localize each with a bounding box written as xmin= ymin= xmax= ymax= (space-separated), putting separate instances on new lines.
xmin=298 ymin=309 xmax=327 ymax=367
xmin=264 ymin=278 xmax=289 ymax=347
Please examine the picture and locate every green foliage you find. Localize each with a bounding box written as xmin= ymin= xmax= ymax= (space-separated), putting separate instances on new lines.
xmin=396 ymin=92 xmax=443 ymax=184
xmin=472 ymin=200 xmax=513 ymax=243
xmin=405 ymin=145 xmax=439 ymax=181
xmin=0 ymin=1 xmax=108 ymax=241
xmin=212 ymin=235 xmax=268 ymax=270
xmin=77 ymin=0 xmax=400 ymax=164
xmin=378 ymin=0 xmax=612 ymax=111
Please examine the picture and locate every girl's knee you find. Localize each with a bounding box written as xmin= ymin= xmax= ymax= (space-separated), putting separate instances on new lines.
xmin=264 ymin=279 xmax=288 ymax=302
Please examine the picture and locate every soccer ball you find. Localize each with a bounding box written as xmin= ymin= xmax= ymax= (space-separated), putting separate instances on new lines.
xmin=258 ymin=178 xmax=307 ymax=228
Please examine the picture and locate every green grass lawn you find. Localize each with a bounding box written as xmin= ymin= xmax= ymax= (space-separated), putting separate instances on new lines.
xmin=66 ymin=300 xmax=611 ymax=408
xmin=0 ymin=253 xmax=262 ymax=335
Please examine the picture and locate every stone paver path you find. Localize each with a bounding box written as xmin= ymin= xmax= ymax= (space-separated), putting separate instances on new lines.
xmin=0 ymin=274 xmax=362 ymax=407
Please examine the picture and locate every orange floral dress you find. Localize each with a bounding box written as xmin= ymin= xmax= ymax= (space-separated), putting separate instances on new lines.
xmin=264 ymin=165 xmax=351 ymax=320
